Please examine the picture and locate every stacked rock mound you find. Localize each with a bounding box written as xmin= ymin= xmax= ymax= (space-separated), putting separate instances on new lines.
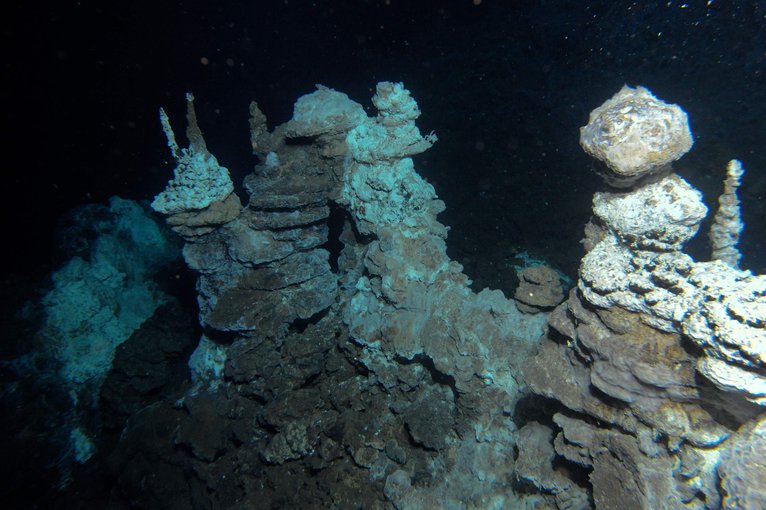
xmin=521 ymin=86 xmax=766 ymax=509
xmin=153 ymin=91 xmax=344 ymax=345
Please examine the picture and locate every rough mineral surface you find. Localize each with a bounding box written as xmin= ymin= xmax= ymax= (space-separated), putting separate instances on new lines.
xmin=718 ymin=415 xmax=766 ymax=510
xmin=514 ymin=265 xmax=565 ymax=313
xmin=284 ymin=84 xmax=367 ymax=138
xmin=591 ymin=173 xmax=707 ymax=251
xmin=151 ymin=151 xmax=235 ymax=215
xmin=577 ymin=170 xmax=766 ymax=403
xmin=514 ymin=421 xmax=590 ymax=509
xmin=164 ymin=193 xmax=241 ymax=238
xmin=684 ymin=267 xmax=766 ymax=402
xmin=580 ymin=85 xmax=693 ymax=187
xmin=28 ymin=198 xmax=180 ymax=482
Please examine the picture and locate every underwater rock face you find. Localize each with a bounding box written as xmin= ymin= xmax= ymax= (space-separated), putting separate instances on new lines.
xmin=514 ymin=265 xmax=565 ymax=313
xmin=577 ymin=170 xmax=766 ymax=403
xmin=152 ymin=88 xmax=351 ymax=341
xmin=591 ymin=173 xmax=707 ymax=252
xmin=684 ymin=269 xmax=766 ymax=402
xmin=514 ymin=421 xmax=590 ymax=509
xmin=580 ymin=85 xmax=693 ymax=188
xmin=525 ymin=86 xmax=766 ymax=509
xmin=284 ymin=84 xmax=367 ymax=137
xmin=127 ymin=83 xmax=763 ymax=509
xmin=718 ymin=414 xmax=766 ymax=510
xmin=139 ymin=83 xmax=555 ymax=509
xmin=43 ymin=198 xmax=180 ymax=390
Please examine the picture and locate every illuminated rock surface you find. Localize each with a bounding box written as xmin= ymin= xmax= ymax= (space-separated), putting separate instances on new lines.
xmin=525 ymin=86 xmax=766 ymax=509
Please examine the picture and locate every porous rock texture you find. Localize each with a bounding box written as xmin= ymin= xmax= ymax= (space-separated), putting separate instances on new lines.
xmin=522 ymin=86 xmax=766 ymax=509
xmin=580 ymin=85 xmax=693 ymax=188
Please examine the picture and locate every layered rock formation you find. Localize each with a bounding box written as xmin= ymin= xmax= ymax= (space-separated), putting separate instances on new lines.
xmin=522 ymin=86 xmax=765 ymax=509
xmin=152 ymin=90 xmax=344 ymax=348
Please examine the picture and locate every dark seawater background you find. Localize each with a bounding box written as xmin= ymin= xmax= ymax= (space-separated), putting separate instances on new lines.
xmin=4 ymin=0 xmax=765 ymax=285
xmin=1 ymin=1 xmax=764 ymax=506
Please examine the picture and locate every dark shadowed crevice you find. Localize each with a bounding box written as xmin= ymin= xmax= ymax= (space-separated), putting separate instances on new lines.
xmin=512 ymin=394 xmax=562 ymax=429
xmin=289 ymin=306 xmax=331 ymax=334
xmin=323 ymin=201 xmax=348 ymax=273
